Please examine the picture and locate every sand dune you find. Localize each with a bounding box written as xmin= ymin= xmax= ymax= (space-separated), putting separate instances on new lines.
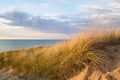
xmin=0 ymin=30 xmax=120 ymax=80
xmin=70 ymin=45 xmax=120 ymax=80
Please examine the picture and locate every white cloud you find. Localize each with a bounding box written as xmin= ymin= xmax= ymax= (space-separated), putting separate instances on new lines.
xmin=0 ymin=22 xmax=69 ymax=39
xmin=0 ymin=18 xmax=12 ymax=23
xmin=77 ymin=1 xmax=120 ymax=16
xmin=110 ymin=2 xmax=120 ymax=8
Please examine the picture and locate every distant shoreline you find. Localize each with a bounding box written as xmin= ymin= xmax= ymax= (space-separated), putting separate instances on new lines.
xmin=0 ymin=39 xmax=67 ymax=53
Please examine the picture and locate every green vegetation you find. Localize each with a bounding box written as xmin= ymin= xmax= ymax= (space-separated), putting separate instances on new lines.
xmin=0 ymin=30 xmax=120 ymax=80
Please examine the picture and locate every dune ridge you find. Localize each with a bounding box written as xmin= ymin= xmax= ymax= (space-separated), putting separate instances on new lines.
xmin=0 ymin=29 xmax=120 ymax=80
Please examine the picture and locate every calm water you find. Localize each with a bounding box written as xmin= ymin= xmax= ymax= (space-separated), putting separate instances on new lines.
xmin=0 ymin=40 xmax=64 ymax=53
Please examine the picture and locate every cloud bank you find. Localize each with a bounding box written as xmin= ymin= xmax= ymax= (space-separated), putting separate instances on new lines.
xmin=0 ymin=11 xmax=82 ymax=34
xmin=0 ymin=0 xmax=119 ymax=39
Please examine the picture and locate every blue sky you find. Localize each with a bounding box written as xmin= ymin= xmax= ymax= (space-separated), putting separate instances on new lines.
xmin=0 ymin=0 xmax=119 ymax=39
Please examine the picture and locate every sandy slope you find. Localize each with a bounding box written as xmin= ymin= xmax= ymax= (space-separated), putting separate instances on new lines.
xmin=0 ymin=46 xmax=120 ymax=80
xmin=70 ymin=45 xmax=120 ymax=80
xmin=0 ymin=30 xmax=120 ymax=80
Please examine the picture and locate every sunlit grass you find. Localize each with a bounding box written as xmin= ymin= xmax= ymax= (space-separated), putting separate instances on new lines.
xmin=0 ymin=29 xmax=120 ymax=80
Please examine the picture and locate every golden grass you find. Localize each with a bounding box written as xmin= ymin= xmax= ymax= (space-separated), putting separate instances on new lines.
xmin=0 ymin=29 xmax=120 ymax=80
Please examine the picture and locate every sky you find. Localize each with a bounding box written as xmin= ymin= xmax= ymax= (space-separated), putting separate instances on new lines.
xmin=0 ymin=0 xmax=119 ymax=39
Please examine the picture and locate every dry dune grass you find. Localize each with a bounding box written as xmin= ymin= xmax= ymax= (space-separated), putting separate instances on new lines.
xmin=0 ymin=29 xmax=120 ymax=80
xmin=70 ymin=45 xmax=120 ymax=80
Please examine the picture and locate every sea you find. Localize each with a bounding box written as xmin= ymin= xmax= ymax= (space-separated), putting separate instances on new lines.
xmin=0 ymin=40 xmax=64 ymax=53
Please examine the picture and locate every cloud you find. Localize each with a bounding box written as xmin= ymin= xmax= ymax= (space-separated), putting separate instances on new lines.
xmin=0 ymin=0 xmax=119 ymax=39
xmin=0 ymin=11 xmax=81 ymax=34
xmin=110 ymin=2 xmax=120 ymax=8
xmin=0 ymin=22 xmax=69 ymax=39
xmin=0 ymin=18 xmax=12 ymax=23
xmin=76 ymin=2 xmax=120 ymax=27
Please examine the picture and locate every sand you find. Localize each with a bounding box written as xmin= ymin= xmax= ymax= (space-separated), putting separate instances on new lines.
xmin=70 ymin=45 xmax=120 ymax=80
